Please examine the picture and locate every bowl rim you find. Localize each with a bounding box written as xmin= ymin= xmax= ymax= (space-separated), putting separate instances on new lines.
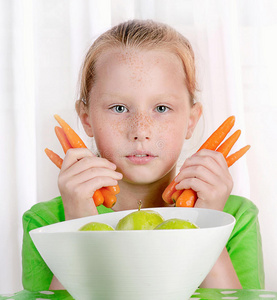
xmin=30 ymin=207 xmax=236 ymax=235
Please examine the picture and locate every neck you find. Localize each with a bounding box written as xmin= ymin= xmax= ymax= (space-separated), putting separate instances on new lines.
xmin=112 ymin=170 xmax=176 ymax=211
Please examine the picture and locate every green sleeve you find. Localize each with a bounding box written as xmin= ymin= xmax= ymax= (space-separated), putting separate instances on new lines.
xmin=22 ymin=196 xmax=113 ymax=291
xmin=223 ymin=195 xmax=265 ymax=289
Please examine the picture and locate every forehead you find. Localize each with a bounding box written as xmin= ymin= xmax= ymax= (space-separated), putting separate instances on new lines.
xmin=88 ymin=47 xmax=191 ymax=109
xmin=88 ymin=47 xmax=189 ymax=106
xmin=95 ymin=47 xmax=185 ymax=77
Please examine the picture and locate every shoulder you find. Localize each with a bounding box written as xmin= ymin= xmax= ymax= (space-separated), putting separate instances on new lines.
xmin=22 ymin=196 xmax=114 ymax=231
xmin=22 ymin=196 xmax=65 ymax=231
xmin=224 ymin=194 xmax=259 ymax=221
xmin=224 ymin=195 xmax=261 ymax=249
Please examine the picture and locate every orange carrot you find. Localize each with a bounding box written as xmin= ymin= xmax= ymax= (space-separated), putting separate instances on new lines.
xmin=105 ymin=185 xmax=120 ymax=195
xmin=216 ymin=130 xmax=241 ymax=158
xmin=162 ymin=179 xmax=178 ymax=204
xmin=164 ymin=116 xmax=251 ymax=208
xmin=163 ymin=116 xmax=236 ymax=204
xmin=54 ymin=114 xmax=87 ymax=148
xmin=175 ymin=144 xmax=251 ymax=207
xmin=45 ymin=148 xmax=63 ymax=169
xmin=171 ymin=190 xmax=183 ymax=203
xmin=47 ymin=114 xmax=120 ymax=208
xmin=175 ymin=144 xmax=250 ymax=207
xmin=45 ymin=147 xmax=105 ymax=207
xmin=198 ymin=116 xmax=235 ymax=151
xmin=226 ymin=145 xmax=251 ymax=167
xmin=175 ymin=189 xmax=197 ymax=207
xmin=55 ymin=126 xmax=72 ymax=154
xmin=100 ymin=187 xmax=117 ymax=208
xmin=93 ymin=189 xmax=104 ymax=206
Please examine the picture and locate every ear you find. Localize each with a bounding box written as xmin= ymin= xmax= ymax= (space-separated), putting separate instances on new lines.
xmin=76 ymin=100 xmax=94 ymax=137
xmin=186 ymin=102 xmax=202 ymax=139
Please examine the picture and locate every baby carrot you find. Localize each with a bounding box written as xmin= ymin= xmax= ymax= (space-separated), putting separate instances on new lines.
xmin=47 ymin=114 xmax=120 ymax=208
xmin=171 ymin=190 xmax=183 ymax=203
xmin=54 ymin=114 xmax=87 ymax=148
xmin=45 ymin=147 xmax=106 ymax=207
xmin=100 ymin=187 xmax=117 ymax=208
xmin=226 ymin=145 xmax=251 ymax=167
xmin=105 ymin=185 xmax=120 ymax=195
xmin=175 ymin=189 xmax=197 ymax=208
xmin=163 ymin=116 xmax=236 ymax=204
xmin=55 ymin=126 xmax=72 ymax=154
xmin=45 ymin=148 xmax=63 ymax=169
xmin=216 ymin=129 xmax=241 ymax=158
xmin=164 ymin=116 xmax=252 ymax=208
xmin=175 ymin=145 xmax=250 ymax=207
xmin=198 ymin=115 xmax=235 ymax=151
xmin=162 ymin=179 xmax=178 ymax=204
xmin=93 ymin=189 xmax=104 ymax=206
xmin=175 ymin=145 xmax=251 ymax=207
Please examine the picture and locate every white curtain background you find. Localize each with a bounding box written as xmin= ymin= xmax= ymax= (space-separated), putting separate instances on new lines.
xmin=1 ymin=0 xmax=276 ymax=293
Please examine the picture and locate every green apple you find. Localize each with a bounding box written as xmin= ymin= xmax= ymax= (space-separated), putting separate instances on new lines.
xmin=116 ymin=209 xmax=164 ymax=230
xmin=154 ymin=218 xmax=199 ymax=230
xmin=79 ymin=222 xmax=115 ymax=231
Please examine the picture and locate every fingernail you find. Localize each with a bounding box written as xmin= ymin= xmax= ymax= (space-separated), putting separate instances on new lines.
xmin=110 ymin=163 xmax=117 ymax=169
xmin=116 ymin=172 xmax=123 ymax=179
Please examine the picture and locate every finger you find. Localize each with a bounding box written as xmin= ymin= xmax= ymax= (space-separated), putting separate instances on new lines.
xmin=177 ymin=159 xmax=223 ymax=186
xmin=175 ymin=165 xmax=217 ymax=190
xmin=178 ymin=151 xmax=227 ymax=182
xmin=194 ymin=149 xmax=227 ymax=168
xmin=180 ymin=149 xmax=227 ymax=171
xmin=175 ymin=176 xmax=222 ymax=206
xmin=61 ymin=148 xmax=116 ymax=173
xmin=176 ymin=176 xmax=210 ymax=197
xmin=61 ymin=148 xmax=94 ymax=171
xmin=72 ymin=167 xmax=123 ymax=185
xmin=72 ymin=177 xmax=120 ymax=199
xmin=65 ymin=156 xmax=118 ymax=179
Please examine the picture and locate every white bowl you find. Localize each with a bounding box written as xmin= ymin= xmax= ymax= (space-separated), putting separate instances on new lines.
xmin=30 ymin=207 xmax=235 ymax=300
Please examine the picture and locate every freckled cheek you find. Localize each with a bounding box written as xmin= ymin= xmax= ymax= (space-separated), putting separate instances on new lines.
xmin=155 ymin=121 xmax=186 ymax=155
xmin=93 ymin=121 xmax=126 ymax=161
xmin=111 ymin=120 xmax=128 ymax=136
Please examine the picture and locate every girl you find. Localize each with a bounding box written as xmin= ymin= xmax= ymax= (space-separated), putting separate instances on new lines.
xmin=22 ymin=19 xmax=264 ymax=291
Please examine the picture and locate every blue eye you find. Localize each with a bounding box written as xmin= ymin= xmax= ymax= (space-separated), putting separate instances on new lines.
xmin=111 ymin=105 xmax=128 ymax=113
xmin=156 ymin=105 xmax=169 ymax=113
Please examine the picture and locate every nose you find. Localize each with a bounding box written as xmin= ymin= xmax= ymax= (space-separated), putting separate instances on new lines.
xmin=128 ymin=113 xmax=152 ymax=142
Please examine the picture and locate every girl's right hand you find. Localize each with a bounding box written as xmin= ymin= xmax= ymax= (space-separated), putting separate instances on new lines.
xmin=58 ymin=148 xmax=123 ymax=220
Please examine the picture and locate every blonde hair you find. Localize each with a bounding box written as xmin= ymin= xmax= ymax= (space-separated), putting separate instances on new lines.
xmin=76 ymin=19 xmax=197 ymax=111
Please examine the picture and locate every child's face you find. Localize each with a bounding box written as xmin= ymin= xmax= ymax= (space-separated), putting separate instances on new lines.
xmin=80 ymin=48 xmax=201 ymax=184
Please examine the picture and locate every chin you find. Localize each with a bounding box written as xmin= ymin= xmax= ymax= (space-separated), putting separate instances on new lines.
xmin=122 ymin=171 xmax=164 ymax=185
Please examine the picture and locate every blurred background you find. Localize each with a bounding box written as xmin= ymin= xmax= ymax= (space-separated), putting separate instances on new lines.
xmin=1 ymin=0 xmax=277 ymax=293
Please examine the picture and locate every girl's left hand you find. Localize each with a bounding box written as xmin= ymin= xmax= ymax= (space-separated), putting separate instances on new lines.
xmin=175 ymin=149 xmax=233 ymax=211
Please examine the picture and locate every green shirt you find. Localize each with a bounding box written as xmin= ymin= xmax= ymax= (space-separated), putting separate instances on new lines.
xmin=22 ymin=195 xmax=264 ymax=291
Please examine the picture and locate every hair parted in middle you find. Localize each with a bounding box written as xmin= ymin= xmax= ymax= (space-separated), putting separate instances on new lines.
xmin=76 ymin=19 xmax=197 ymax=111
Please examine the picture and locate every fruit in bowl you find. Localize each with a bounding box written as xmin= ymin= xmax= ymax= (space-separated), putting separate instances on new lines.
xmin=155 ymin=218 xmax=199 ymax=230
xmin=116 ymin=209 xmax=164 ymax=230
xmin=79 ymin=222 xmax=115 ymax=231
xmin=79 ymin=213 xmax=198 ymax=231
